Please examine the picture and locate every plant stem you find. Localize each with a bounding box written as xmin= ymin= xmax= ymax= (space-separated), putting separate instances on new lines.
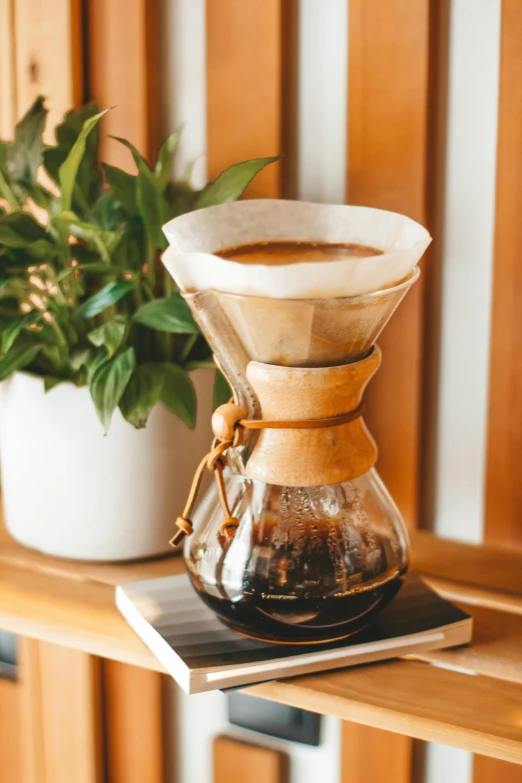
xmin=0 ymin=169 xmax=20 ymax=211
xmin=179 ymin=333 xmax=197 ymax=364
xmin=50 ymin=318 xmax=68 ymax=347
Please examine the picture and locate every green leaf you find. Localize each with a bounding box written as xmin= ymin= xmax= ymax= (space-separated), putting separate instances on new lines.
xmin=69 ymin=346 xmax=94 ymax=372
xmin=77 ymin=280 xmax=135 ymax=318
xmin=86 ymin=349 xmax=109 ymax=383
xmin=133 ymin=294 xmax=198 ymax=333
xmin=6 ymin=96 xmax=48 ymax=186
xmin=119 ymin=363 xmax=165 ymax=428
xmin=159 ymin=363 xmax=196 ymax=428
xmin=196 ymin=156 xmax=280 ymax=209
xmin=88 ymin=315 xmax=127 ymax=358
xmin=112 ymin=137 xmax=168 ymax=249
xmin=214 ymin=370 xmax=232 ymax=409
xmin=102 ymin=163 xmax=138 ymax=214
xmin=89 ymin=346 xmax=135 ymax=433
xmin=0 ymin=213 xmax=48 ymax=248
xmin=2 ymin=312 xmax=41 ymax=354
xmin=53 ymin=210 xmax=120 ymax=263
xmin=44 ymin=376 xmax=64 ymax=392
xmin=154 ymin=129 xmax=182 ymax=192
xmin=59 ymin=108 xmax=111 ymax=211
xmin=0 ymin=343 xmax=42 ymax=381
xmin=45 ymin=103 xmax=104 ymax=211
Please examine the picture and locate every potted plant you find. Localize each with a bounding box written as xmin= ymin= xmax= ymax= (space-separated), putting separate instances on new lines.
xmin=0 ymin=97 xmax=276 ymax=561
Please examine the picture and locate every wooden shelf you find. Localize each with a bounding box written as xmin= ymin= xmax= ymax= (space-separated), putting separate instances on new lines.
xmin=1 ymin=523 xmax=521 ymax=764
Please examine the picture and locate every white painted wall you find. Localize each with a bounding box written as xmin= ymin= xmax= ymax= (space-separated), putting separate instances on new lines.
xmin=297 ymin=0 xmax=348 ymax=204
xmin=432 ymin=0 xmax=501 ymax=546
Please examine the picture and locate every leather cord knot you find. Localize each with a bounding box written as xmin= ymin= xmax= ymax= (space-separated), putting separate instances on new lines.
xmin=170 ymin=400 xmax=366 ymax=548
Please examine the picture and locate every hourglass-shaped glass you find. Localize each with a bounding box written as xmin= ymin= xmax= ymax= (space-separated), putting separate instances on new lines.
xmin=162 ymin=200 xmax=431 ymax=644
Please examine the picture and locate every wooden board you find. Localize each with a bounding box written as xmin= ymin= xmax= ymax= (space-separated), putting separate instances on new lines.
xmin=13 ymin=0 xmax=82 ymax=139
xmin=206 ymin=0 xmax=289 ymax=197
xmin=478 ymin=5 xmax=522 ymax=783
xmin=341 ymin=724 xmax=412 ymax=783
xmin=0 ymin=676 xmax=23 ymax=783
xmin=213 ymin=735 xmax=287 ymax=783
xmin=87 ymin=0 xmax=160 ymax=168
xmin=1 ymin=525 xmax=522 ymax=760
xmin=248 ymin=659 xmax=522 ymax=765
xmin=103 ymin=661 xmax=164 ymax=783
xmin=0 ymin=0 xmax=16 ymax=138
xmin=484 ymin=0 xmax=522 ymax=549
xmin=18 ymin=639 xmax=102 ymax=783
xmin=347 ymin=0 xmax=432 ymax=528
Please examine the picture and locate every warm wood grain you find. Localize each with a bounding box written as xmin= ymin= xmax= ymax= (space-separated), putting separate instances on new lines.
xmin=248 ymin=659 xmax=522 ymax=765
xmin=484 ymin=0 xmax=522 ymax=549
xmin=206 ymin=0 xmax=286 ymax=197
xmin=245 ymin=350 xmax=380 ymax=485
xmin=213 ymin=736 xmax=288 ymax=783
xmin=347 ymin=0 xmax=431 ymax=527
xmin=19 ymin=639 xmax=103 ymax=783
xmin=103 ymin=661 xmax=164 ymax=783
xmin=0 ymin=676 xmax=23 ymax=783
xmin=410 ymin=529 xmax=522 ymax=600
xmin=341 ymin=723 xmax=412 ymax=783
xmin=0 ymin=0 xmax=16 ymax=139
xmin=13 ymin=0 xmax=82 ymax=140
xmin=87 ymin=0 xmax=160 ymax=168
xmin=478 ymin=8 xmax=522 ymax=783
xmin=2 ymin=525 xmax=522 ymax=759
xmin=475 ymin=757 xmax=522 ymax=783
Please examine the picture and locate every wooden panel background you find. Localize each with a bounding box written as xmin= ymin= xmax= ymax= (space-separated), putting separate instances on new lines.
xmin=206 ymin=0 xmax=292 ymax=197
xmin=476 ymin=1 xmax=522 ymax=782
xmin=214 ymin=735 xmax=288 ymax=783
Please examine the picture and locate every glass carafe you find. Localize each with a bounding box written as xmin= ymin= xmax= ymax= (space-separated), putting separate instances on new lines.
xmin=179 ymin=274 xmax=418 ymax=643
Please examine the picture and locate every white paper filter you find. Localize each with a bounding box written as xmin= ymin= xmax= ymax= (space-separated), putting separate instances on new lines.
xmin=162 ymin=200 xmax=431 ymax=299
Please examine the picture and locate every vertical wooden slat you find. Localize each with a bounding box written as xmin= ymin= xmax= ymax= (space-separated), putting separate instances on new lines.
xmin=341 ymin=723 xmax=412 ymax=783
xmin=345 ymin=3 xmax=435 ymax=783
xmin=347 ymin=0 xmax=432 ymax=528
xmin=0 ymin=677 xmax=23 ymax=782
xmin=19 ymin=639 xmax=103 ymax=783
xmin=0 ymin=0 xmax=16 ymax=138
xmin=214 ymin=735 xmax=287 ymax=783
xmin=206 ymin=0 xmax=292 ymax=197
xmin=88 ymin=0 xmax=161 ymax=168
xmin=484 ymin=0 xmax=522 ymax=550
xmin=103 ymin=660 xmax=164 ymax=783
xmin=476 ymin=3 xmax=522 ymax=782
xmin=13 ymin=0 xmax=82 ymax=140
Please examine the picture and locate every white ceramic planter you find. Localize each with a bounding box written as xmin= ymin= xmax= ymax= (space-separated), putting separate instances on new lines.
xmin=0 ymin=370 xmax=214 ymax=561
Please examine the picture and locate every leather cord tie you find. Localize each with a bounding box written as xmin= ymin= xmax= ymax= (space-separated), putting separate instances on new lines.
xmin=169 ymin=400 xmax=366 ymax=548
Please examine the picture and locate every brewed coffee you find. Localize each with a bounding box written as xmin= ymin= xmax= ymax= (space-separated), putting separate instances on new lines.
xmin=218 ymin=240 xmax=383 ymax=266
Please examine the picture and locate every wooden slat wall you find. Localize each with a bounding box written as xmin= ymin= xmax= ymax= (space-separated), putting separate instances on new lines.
xmin=347 ymin=0 xmax=432 ymax=528
xmin=344 ymin=2 xmax=435 ymax=782
xmin=341 ymin=724 xmax=412 ymax=783
xmin=103 ymin=660 xmax=164 ymax=783
xmin=88 ymin=0 xmax=161 ymax=167
xmin=206 ymin=0 xmax=295 ymax=197
xmin=476 ymin=1 xmax=522 ymax=782
xmin=214 ymin=736 xmax=288 ymax=783
xmin=0 ymin=676 xmax=23 ymax=783
xmin=13 ymin=0 xmax=82 ymax=140
xmin=18 ymin=639 xmax=103 ymax=783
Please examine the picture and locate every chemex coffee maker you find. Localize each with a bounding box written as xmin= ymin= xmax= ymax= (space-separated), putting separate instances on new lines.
xmin=162 ymin=200 xmax=431 ymax=644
